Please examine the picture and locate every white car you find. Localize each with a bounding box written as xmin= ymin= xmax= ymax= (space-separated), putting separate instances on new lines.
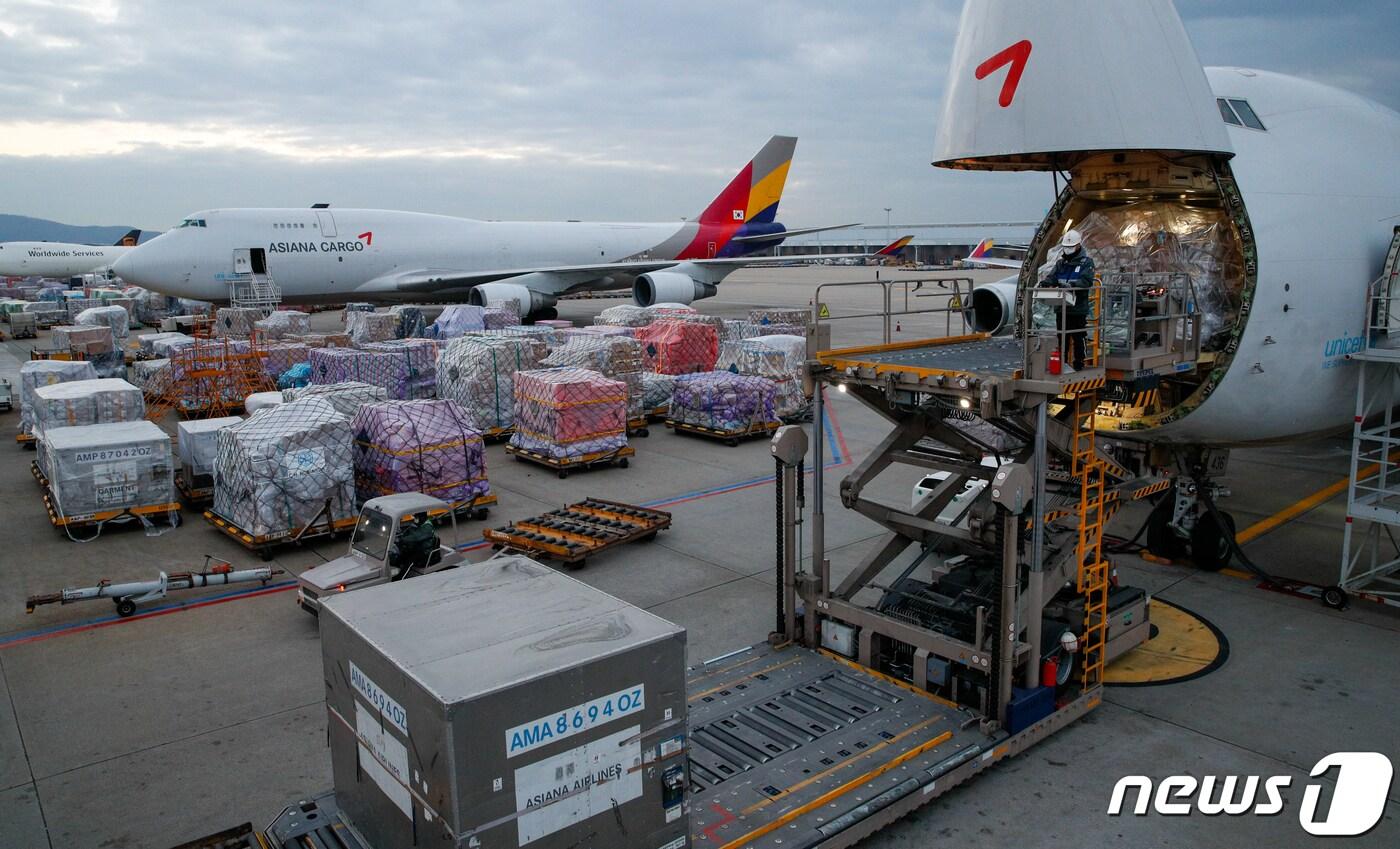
xmin=911 ymin=456 xmax=1000 ymax=527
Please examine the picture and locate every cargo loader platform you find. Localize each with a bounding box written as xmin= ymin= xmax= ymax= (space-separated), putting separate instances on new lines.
xmin=483 ymin=497 xmax=670 ymax=566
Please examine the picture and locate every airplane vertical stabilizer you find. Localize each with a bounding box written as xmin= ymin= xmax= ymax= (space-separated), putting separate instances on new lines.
xmin=932 ymin=0 xmax=1233 ymax=171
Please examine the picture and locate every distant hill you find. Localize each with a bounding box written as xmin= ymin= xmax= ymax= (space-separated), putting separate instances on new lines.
xmin=0 ymin=214 xmax=159 ymax=245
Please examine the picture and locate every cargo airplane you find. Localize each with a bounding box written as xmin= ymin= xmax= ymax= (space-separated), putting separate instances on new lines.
xmin=111 ymin=137 xmax=886 ymax=319
xmin=0 ymin=229 xmax=141 ymax=278
xmin=930 ymin=0 xmax=1400 ymax=568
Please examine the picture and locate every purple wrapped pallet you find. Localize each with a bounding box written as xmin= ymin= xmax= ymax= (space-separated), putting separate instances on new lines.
xmin=670 ymin=371 xmax=778 ymax=434
xmin=351 ymin=400 xmax=489 ymax=506
xmin=309 ymin=344 xmax=436 ymax=400
xmin=483 ymin=306 xmax=518 ymax=330
xmin=362 ymin=339 xmax=438 ymax=399
xmin=427 ymin=304 xmax=485 ymax=338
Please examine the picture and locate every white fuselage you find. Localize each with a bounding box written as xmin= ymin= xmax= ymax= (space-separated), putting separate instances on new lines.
xmin=0 ymin=242 xmax=129 ymax=277
xmin=1150 ymin=68 xmax=1400 ymax=445
xmin=113 ymin=210 xmax=687 ymax=304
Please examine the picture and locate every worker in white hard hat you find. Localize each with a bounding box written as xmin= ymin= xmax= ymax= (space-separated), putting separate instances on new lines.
xmin=1044 ymin=229 xmax=1095 ymax=371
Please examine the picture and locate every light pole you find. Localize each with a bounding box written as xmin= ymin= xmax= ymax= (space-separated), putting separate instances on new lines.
xmin=883 ymin=207 xmax=892 ymax=245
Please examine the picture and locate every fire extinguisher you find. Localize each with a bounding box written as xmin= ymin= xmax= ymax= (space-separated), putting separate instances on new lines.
xmin=1047 ymin=347 xmax=1062 ymax=376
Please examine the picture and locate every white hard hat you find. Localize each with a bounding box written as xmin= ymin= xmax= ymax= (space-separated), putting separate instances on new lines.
xmin=1060 ymin=631 xmax=1080 ymax=653
xmin=1061 ymin=229 xmax=1083 ymax=250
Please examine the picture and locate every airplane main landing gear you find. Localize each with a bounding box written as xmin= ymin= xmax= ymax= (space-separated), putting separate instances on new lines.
xmin=1144 ymin=481 xmax=1237 ymax=571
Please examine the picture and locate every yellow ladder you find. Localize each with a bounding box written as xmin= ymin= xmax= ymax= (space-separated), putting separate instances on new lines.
xmin=1070 ymin=391 xmax=1110 ymax=690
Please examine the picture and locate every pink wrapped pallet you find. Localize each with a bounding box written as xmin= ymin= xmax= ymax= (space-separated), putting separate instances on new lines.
xmin=535 ymin=319 xmax=573 ymax=330
xmin=350 ymin=400 xmax=490 ymax=507
xmin=636 ymin=319 xmax=719 ymax=375
xmin=576 ymin=325 xmax=635 ymax=338
xmin=509 ymin=368 xmax=628 ymax=460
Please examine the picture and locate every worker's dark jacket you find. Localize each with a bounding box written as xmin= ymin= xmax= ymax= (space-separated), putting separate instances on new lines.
xmin=1048 ymin=251 xmax=1095 ymax=317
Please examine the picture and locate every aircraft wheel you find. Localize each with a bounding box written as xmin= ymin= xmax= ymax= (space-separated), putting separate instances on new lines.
xmin=115 ymin=598 xmax=137 ymax=618
xmin=1191 ymin=510 xmax=1236 ymax=571
xmin=1145 ymin=497 xmax=1185 ymax=560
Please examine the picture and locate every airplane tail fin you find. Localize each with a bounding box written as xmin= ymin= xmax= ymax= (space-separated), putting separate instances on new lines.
xmin=876 ymin=236 xmax=914 ymax=257
xmin=968 ymin=238 xmax=993 ymax=258
xmin=114 ymin=229 xmax=141 ymax=247
xmin=695 ymin=135 xmax=797 ymax=226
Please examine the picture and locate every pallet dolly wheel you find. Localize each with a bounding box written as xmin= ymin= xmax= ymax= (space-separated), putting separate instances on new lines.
xmin=260 ymin=548 xmax=275 ymax=562
xmin=638 ymin=428 xmax=650 ymax=438
xmin=115 ymin=597 xmax=137 ymax=618
xmin=641 ymin=531 xmax=658 ymax=542
xmin=618 ymin=457 xmax=630 ymax=469
xmin=472 ymin=506 xmax=490 ymax=521
xmin=558 ymin=469 xmax=570 ymax=479
xmin=725 ymin=437 xmax=740 ymax=447
xmin=1321 ymin=585 xmax=1349 ymax=610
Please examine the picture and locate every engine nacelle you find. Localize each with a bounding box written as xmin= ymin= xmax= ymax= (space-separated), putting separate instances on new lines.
xmin=633 ymin=271 xmax=717 ymax=307
xmin=467 ymin=282 xmax=556 ymax=316
xmin=964 ymin=277 xmax=1019 ymax=335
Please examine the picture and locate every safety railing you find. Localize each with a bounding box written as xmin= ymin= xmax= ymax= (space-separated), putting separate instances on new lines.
xmin=1365 ymin=272 xmax=1400 ymax=351
xmin=1020 ymin=281 xmax=1103 ymax=380
xmin=809 ymin=276 xmax=975 ymax=349
xmin=1097 ymin=272 xmax=1201 ymax=373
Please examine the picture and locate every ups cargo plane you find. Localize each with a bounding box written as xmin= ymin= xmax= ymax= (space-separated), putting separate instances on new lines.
xmin=0 ymin=229 xmax=142 ymax=277
xmin=111 ymin=136 xmax=877 ymax=319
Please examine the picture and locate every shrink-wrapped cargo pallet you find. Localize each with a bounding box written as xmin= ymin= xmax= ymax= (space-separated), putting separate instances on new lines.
xmin=178 ymin=416 xmax=242 ymax=491
xmin=32 ymin=379 xmax=145 ymax=434
xmin=134 ymin=289 xmax=173 ymax=326
xmin=212 ymin=398 xmax=356 ymax=538
xmin=22 ymin=301 xmax=65 ymax=327
xmin=213 ymin=307 xmax=263 ymax=339
xmin=51 ymin=324 xmax=115 ymax=357
xmin=291 ymin=331 xmax=351 ymax=348
xmin=652 ymin=304 xmax=698 ymax=317
xmin=149 ymin=333 xmax=197 ymax=358
xmin=254 ymin=310 xmax=310 ymax=340
xmin=749 ymin=308 xmax=808 ymax=327
xmin=575 ymin=324 xmax=635 ymax=338
xmin=595 ymin=304 xmax=653 ymax=327
xmin=309 ymin=345 xmax=434 ymax=400
xmin=535 ymin=318 xmax=573 ymax=330
xmin=260 ymin=341 xmax=310 ymax=381
xmin=670 ymin=371 xmax=778 ymax=434
xmin=716 ymin=334 xmax=809 ymax=419
xmin=19 ymin=360 xmax=99 ymax=434
xmin=636 ymin=318 xmax=719 ymax=375
xmin=137 ymin=331 xmax=192 ymax=356
xmin=510 ymin=368 xmax=628 ymax=460
xmin=65 ymin=298 xmax=103 ymax=322
xmin=350 ymin=399 xmax=490 ymax=505
xmin=542 ymin=336 xmax=645 ymax=420
xmin=346 ymin=310 xmax=397 ymax=344
xmin=388 ymin=305 xmax=427 ymax=339
xmin=435 ymin=335 xmax=548 ymax=432
xmin=426 ymin=304 xmax=485 ymax=339
xmin=278 ymin=362 xmax=311 ymax=390
xmin=283 ymin=381 xmax=389 ymax=419
xmin=641 ymin=371 xmax=674 ymax=414
xmin=41 ymin=420 xmax=174 ymax=517
xmin=483 ymin=307 xmax=518 ymax=330
xmin=361 ymin=339 xmax=438 ymax=399
xmin=130 ymin=358 xmax=170 ymax=395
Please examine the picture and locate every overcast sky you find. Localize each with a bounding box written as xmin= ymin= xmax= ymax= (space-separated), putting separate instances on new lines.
xmin=0 ymin=0 xmax=1394 ymax=231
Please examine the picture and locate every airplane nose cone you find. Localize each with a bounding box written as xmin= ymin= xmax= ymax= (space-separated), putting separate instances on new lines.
xmin=111 ymin=252 xmax=137 ymax=282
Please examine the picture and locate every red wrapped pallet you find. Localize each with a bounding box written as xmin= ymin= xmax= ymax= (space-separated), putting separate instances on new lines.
xmin=509 ymin=368 xmax=628 ymax=460
xmin=636 ymin=319 xmax=718 ymax=375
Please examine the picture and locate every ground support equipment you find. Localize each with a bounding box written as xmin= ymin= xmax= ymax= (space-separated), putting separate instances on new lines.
xmin=664 ymin=417 xmax=778 ymax=447
xmin=203 ymin=505 xmax=358 ymax=561
xmin=504 ymin=443 xmax=633 ymax=478
xmin=482 ymin=497 xmax=670 ymax=566
xmin=26 ymin=558 xmax=281 ymax=618
xmin=42 ymin=490 xmax=181 ymax=538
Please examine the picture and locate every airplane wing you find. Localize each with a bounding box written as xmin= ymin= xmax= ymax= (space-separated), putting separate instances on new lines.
xmin=729 ymin=223 xmax=862 ymax=243
xmin=964 ymin=256 xmax=1024 ymax=269
xmin=355 ymin=236 xmax=917 ymax=296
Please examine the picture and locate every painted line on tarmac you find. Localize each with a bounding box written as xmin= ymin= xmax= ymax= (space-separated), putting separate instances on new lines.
xmin=1236 ymin=451 xmax=1400 ymax=545
xmin=0 ymin=400 xmax=853 ymax=647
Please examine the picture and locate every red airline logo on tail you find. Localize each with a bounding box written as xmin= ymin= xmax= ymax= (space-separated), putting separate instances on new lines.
xmin=975 ymin=39 xmax=1032 ymax=108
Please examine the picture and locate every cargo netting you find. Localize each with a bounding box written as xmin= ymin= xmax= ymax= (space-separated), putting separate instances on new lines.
xmin=388 ymin=305 xmax=428 ymax=339
xmin=254 ymin=310 xmax=311 ymax=340
xmin=670 ymin=372 xmax=779 ymax=433
xmin=436 ymin=335 xmax=549 ymax=431
xmin=137 ymin=331 xmax=192 ymax=357
xmin=594 ymin=304 xmax=654 ymax=327
xmin=509 ymin=368 xmax=628 ymax=460
xmin=260 ymin=341 xmax=310 ymax=381
xmin=42 ymin=420 xmax=174 ymax=517
xmin=278 ymin=362 xmax=312 ymax=390
xmin=289 ymin=332 xmax=352 ymax=348
xmin=541 ymin=336 xmax=646 ymax=420
xmin=19 ymin=360 xmax=99 ymax=434
xmin=749 ymin=308 xmax=808 ymax=328
xmin=308 ymin=342 xmax=437 ymax=400
xmin=636 ymin=319 xmax=719 ymax=374
xmin=130 ymin=358 xmax=170 ymax=394
xmin=214 ymin=307 xmax=264 ymax=339
xmin=283 ymin=381 xmax=390 ymax=420
xmin=715 ymin=334 xmax=809 ymax=420
xmin=351 ymin=399 xmax=490 ymax=506
xmin=641 ymin=372 xmax=674 ymax=414
xmin=213 ymin=397 xmax=356 ymax=538
xmin=346 ymin=311 xmax=398 ymax=344
xmin=465 ymin=325 xmax=563 ymax=347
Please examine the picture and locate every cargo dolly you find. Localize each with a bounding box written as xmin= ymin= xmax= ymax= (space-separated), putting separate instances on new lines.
xmin=664 ymin=417 xmax=779 ymax=447
xmin=203 ymin=499 xmax=360 ymax=561
xmin=504 ymin=442 xmax=634 ymax=478
xmin=479 ymin=424 xmax=514 ymax=443
xmin=42 ymin=488 xmax=182 ymax=539
xmin=482 ymin=497 xmax=670 ymax=566
xmin=25 ymin=557 xmax=281 ymax=618
xmin=627 ymin=415 xmax=651 ymax=437
xmin=175 ymin=470 xmax=215 ymax=507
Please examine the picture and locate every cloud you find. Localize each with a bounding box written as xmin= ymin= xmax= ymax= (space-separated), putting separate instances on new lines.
xmin=0 ymin=1 xmax=1391 ymax=228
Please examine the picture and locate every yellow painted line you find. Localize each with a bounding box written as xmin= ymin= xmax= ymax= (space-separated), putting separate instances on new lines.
xmin=687 ymin=657 xmax=802 ymax=703
xmin=719 ymin=730 xmax=955 ymax=849
xmin=741 ymin=716 xmax=944 ymax=815
xmin=817 ymin=649 xmax=959 ymax=707
xmin=1236 ymin=450 xmax=1400 ymax=545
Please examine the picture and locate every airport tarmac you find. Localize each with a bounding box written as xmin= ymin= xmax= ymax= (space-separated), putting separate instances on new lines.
xmin=0 ymin=267 xmax=1395 ymax=847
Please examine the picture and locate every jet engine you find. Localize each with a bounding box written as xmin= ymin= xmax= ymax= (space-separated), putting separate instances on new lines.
xmin=633 ymin=271 xmax=717 ymax=307
xmin=468 ymin=283 xmax=556 ymax=317
xmin=964 ymin=277 xmax=1018 ymax=335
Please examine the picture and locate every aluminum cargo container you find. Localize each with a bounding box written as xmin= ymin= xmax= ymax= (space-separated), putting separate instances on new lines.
xmin=319 ymin=555 xmax=688 ymax=849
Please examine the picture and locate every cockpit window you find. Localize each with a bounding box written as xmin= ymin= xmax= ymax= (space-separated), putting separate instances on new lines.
xmin=1216 ymin=98 xmax=1243 ymax=126
xmin=1226 ymin=98 xmax=1266 ymax=131
xmin=176 ymin=218 xmax=207 ymax=228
